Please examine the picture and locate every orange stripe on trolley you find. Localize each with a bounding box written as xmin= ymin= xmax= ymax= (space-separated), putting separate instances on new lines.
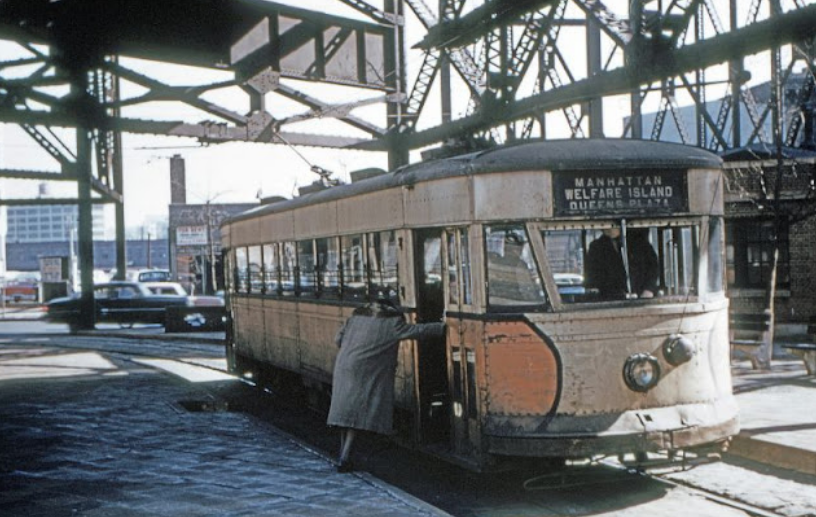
xmin=484 ymin=320 xmax=560 ymax=416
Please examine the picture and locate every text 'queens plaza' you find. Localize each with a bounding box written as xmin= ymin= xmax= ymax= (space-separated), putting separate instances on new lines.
xmin=555 ymin=171 xmax=686 ymax=214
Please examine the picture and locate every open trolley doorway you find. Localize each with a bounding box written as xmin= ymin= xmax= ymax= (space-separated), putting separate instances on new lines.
xmin=413 ymin=229 xmax=450 ymax=446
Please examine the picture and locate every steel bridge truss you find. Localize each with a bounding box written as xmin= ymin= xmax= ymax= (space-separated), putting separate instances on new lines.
xmin=395 ymin=0 xmax=816 ymax=154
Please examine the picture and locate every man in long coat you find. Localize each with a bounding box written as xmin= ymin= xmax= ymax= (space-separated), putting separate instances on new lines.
xmin=327 ymin=298 xmax=445 ymax=472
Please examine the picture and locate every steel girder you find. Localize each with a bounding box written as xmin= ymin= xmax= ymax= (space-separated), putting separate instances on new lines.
xmin=373 ymin=0 xmax=816 ymax=153
xmin=0 ymin=1 xmax=814 ymax=158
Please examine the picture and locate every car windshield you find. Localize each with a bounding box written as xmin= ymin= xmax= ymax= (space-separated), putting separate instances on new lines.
xmin=145 ymin=283 xmax=185 ymax=296
xmin=138 ymin=271 xmax=171 ymax=282
xmin=149 ymin=286 xmax=179 ymax=295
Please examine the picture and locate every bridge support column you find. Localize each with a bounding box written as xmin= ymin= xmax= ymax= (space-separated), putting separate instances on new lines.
xmin=70 ymin=67 xmax=97 ymax=331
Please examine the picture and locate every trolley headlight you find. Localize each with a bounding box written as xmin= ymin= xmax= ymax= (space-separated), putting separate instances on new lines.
xmin=623 ymin=353 xmax=661 ymax=392
xmin=663 ymin=334 xmax=695 ymax=366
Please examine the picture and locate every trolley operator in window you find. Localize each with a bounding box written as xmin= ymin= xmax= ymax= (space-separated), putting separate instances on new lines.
xmin=328 ymin=297 xmax=445 ymax=473
xmin=585 ymin=227 xmax=659 ymax=300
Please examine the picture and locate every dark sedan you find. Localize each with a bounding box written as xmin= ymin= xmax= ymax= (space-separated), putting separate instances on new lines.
xmin=46 ymin=281 xmax=192 ymax=332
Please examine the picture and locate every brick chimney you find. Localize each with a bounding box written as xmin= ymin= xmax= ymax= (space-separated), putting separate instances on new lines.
xmin=170 ymin=154 xmax=186 ymax=204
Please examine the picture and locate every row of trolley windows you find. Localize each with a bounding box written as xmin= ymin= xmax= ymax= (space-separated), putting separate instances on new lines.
xmin=230 ymin=218 xmax=722 ymax=308
xmin=232 ymin=231 xmax=399 ymax=302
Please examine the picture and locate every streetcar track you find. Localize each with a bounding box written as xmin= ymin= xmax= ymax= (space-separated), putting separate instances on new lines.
xmin=519 ymin=458 xmax=792 ymax=517
xmin=650 ymin=473 xmax=788 ymax=517
xmin=601 ymin=460 xmax=790 ymax=517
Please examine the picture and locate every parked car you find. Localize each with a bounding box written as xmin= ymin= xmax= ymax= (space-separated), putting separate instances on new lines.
xmin=187 ymin=293 xmax=225 ymax=307
xmin=45 ymin=281 xmax=192 ymax=332
xmin=142 ymin=282 xmax=187 ymax=296
xmin=553 ymin=272 xmax=586 ymax=302
xmin=126 ymin=269 xmax=173 ymax=283
xmin=141 ymin=282 xmax=223 ymax=307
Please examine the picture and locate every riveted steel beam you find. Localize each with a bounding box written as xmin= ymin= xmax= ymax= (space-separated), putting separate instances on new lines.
xmin=415 ymin=0 xmax=557 ymax=50
xmin=361 ymin=3 xmax=816 ymax=151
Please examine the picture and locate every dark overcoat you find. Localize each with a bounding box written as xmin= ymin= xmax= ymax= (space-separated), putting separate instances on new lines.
xmin=585 ymin=234 xmax=658 ymax=299
xmin=327 ymin=305 xmax=445 ymax=434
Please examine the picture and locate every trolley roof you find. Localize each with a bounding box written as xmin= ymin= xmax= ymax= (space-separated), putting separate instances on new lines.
xmin=225 ymin=139 xmax=722 ymax=225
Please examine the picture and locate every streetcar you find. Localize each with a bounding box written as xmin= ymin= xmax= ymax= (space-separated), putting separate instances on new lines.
xmin=221 ymin=139 xmax=737 ymax=471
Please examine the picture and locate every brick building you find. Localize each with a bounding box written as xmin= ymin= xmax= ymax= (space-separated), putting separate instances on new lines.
xmin=166 ymin=155 xmax=257 ymax=294
xmin=723 ymin=148 xmax=816 ymax=329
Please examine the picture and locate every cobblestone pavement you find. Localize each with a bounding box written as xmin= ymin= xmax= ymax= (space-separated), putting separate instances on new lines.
xmin=0 ymin=343 xmax=447 ymax=517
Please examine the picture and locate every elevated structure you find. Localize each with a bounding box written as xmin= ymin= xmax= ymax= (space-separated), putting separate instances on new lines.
xmin=0 ymin=0 xmax=815 ymax=328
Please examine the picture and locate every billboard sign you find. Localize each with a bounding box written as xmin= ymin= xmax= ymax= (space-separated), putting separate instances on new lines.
xmin=176 ymin=225 xmax=209 ymax=246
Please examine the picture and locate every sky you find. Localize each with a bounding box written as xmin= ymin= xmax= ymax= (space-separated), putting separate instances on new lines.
xmin=0 ymin=0 xmax=798 ymax=234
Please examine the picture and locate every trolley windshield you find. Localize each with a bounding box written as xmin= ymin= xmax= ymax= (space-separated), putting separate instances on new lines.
xmin=540 ymin=218 xmax=724 ymax=304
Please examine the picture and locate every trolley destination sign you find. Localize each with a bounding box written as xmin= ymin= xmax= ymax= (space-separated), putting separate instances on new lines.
xmin=553 ymin=170 xmax=688 ymax=216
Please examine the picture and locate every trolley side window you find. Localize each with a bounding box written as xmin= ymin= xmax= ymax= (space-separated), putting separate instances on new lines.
xmin=446 ymin=228 xmax=473 ymax=307
xmin=235 ymin=247 xmax=249 ymax=293
xmin=316 ymin=237 xmax=341 ymax=299
xmin=341 ymin=234 xmax=367 ymax=301
xmin=708 ymin=217 xmax=724 ymax=293
xmin=298 ymin=240 xmax=317 ymax=297
xmin=542 ymin=221 xmax=703 ymax=303
xmin=368 ymin=230 xmax=400 ymax=303
xmin=447 ymin=231 xmax=458 ymax=305
xmin=262 ymin=243 xmax=280 ymax=295
xmin=485 ymin=225 xmax=546 ymax=309
xmin=248 ymin=245 xmax=263 ymax=294
xmin=461 ymin=231 xmax=473 ymax=305
xmin=280 ymin=241 xmax=298 ymax=296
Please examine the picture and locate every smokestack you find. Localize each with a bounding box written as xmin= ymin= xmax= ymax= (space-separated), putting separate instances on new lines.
xmin=170 ymin=154 xmax=186 ymax=204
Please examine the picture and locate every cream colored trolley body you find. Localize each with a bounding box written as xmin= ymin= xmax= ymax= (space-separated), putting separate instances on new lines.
xmin=222 ymin=139 xmax=736 ymax=470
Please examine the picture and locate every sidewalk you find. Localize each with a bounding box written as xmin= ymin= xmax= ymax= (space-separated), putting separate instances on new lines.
xmin=729 ymin=352 xmax=816 ymax=476
xmin=0 ymin=338 xmax=450 ymax=517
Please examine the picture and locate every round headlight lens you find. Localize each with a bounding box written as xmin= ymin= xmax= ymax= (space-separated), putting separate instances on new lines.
xmin=623 ymin=353 xmax=661 ymax=392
